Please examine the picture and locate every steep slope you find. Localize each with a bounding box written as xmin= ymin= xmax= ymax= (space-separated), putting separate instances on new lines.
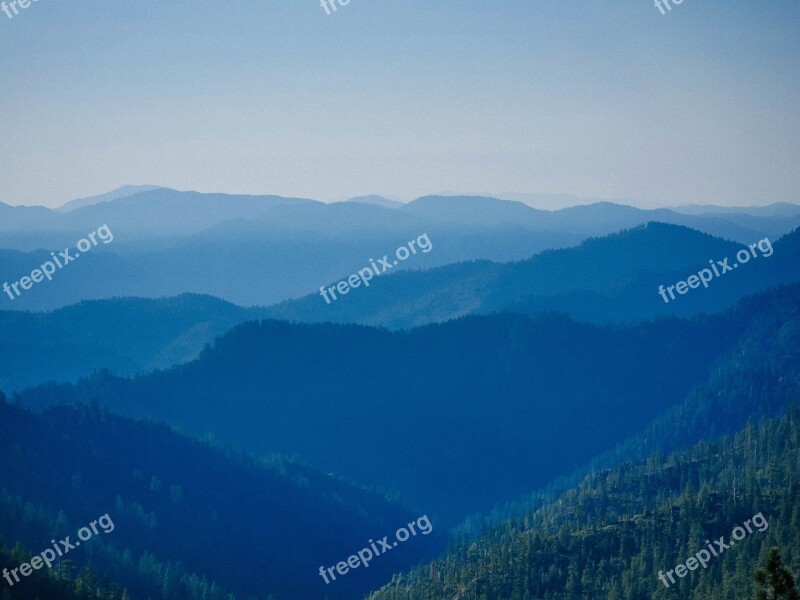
xmin=367 ymin=406 xmax=800 ymax=600
xmin=587 ymin=282 xmax=800 ymax=470
xmin=0 ymin=540 xmax=130 ymax=599
xmin=18 ymin=287 xmax=797 ymax=522
xmin=483 ymin=282 xmax=800 ymax=526
xmin=0 ymin=397 xmax=443 ymax=600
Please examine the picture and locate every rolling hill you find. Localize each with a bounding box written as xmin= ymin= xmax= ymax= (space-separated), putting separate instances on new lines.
xmin=15 ymin=284 xmax=800 ymax=523
xmin=3 ymin=224 xmax=798 ymax=394
xmin=0 ymin=294 xmax=270 ymax=392
xmin=265 ymin=223 xmax=800 ymax=328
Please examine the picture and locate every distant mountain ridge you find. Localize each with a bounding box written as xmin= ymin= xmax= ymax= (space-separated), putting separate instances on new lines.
xmin=265 ymin=223 xmax=800 ymax=329
xmin=673 ymin=201 xmax=800 ymax=217
xmin=3 ymin=224 xmax=798 ymax=393
xmin=5 ymin=188 xmax=799 ymax=242
xmin=2 ymin=187 xmax=799 ymax=311
xmin=56 ymin=184 xmax=164 ymax=212
xmin=16 ymin=284 xmax=799 ymax=522
xmin=0 ymin=294 xmax=272 ymax=392
xmin=343 ymin=195 xmax=405 ymax=208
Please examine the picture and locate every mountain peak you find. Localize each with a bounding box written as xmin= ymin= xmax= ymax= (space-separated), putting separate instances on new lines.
xmin=57 ymin=184 xmax=165 ymax=212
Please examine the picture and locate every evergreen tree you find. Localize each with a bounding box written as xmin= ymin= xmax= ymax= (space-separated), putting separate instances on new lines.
xmin=755 ymin=548 xmax=800 ymax=600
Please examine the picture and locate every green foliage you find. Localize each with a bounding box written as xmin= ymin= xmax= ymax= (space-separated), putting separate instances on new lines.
xmin=755 ymin=548 xmax=800 ymax=600
xmin=0 ymin=540 xmax=126 ymax=599
xmin=367 ymin=406 xmax=800 ymax=600
xmin=0 ymin=395 xmax=431 ymax=600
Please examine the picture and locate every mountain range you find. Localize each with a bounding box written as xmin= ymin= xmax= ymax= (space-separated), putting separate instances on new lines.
xmin=2 ymin=223 xmax=798 ymax=394
xmin=265 ymin=223 xmax=800 ymax=328
xmin=3 ymin=189 xmax=800 ymax=310
xmin=3 ymin=188 xmax=799 ymax=600
xmin=16 ymin=283 xmax=800 ymax=524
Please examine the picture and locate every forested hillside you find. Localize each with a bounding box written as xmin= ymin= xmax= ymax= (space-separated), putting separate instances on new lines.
xmin=590 ymin=282 xmax=800 ymax=468
xmin=0 ymin=294 xmax=271 ymax=392
xmin=265 ymin=224 xmax=800 ymax=329
xmin=3 ymin=225 xmax=798 ymax=395
xmin=0 ymin=540 xmax=128 ymax=600
xmin=0 ymin=397 xmax=443 ymax=600
xmin=474 ymin=284 xmax=800 ymax=531
xmin=367 ymin=405 xmax=800 ymax=600
xmin=15 ymin=301 xmax=753 ymax=522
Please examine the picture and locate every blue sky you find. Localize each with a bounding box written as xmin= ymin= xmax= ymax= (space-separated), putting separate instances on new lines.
xmin=1 ymin=0 xmax=798 ymax=208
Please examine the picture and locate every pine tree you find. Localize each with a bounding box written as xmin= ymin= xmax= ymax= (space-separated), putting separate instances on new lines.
xmin=755 ymin=548 xmax=800 ymax=600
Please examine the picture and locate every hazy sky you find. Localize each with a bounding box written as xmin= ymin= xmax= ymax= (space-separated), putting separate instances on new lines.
xmin=1 ymin=0 xmax=798 ymax=208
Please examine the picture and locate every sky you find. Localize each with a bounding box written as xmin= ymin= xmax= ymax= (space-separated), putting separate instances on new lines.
xmin=0 ymin=0 xmax=798 ymax=209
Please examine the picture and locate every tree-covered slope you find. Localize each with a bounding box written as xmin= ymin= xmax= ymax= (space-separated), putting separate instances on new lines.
xmin=0 ymin=539 xmax=130 ymax=600
xmin=0 ymin=397 xmax=443 ymax=600
xmin=14 ymin=303 xmax=752 ymax=522
xmin=3 ymin=225 xmax=797 ymax=395
xmin=366 ymin=405 xmax=800 ymax=600
xmin=0 ymin=294 xmax=271 ymax=392
xmin=265 ymin=224 xmax=800 ymax=329
xmin=15 ymin=284 xmax=800 ymax=524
